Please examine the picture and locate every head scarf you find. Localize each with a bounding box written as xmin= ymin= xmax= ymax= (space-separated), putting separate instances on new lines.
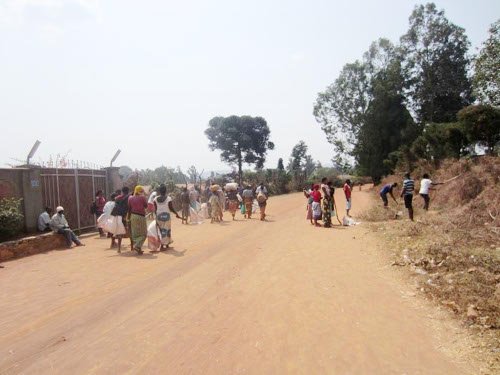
xmin=313 ymin=184 xmax=320 ymax=190
xmin=134 ymin=185 xmax=145 ymax=195
xmin=56 ymin=206 xmax=64 ymax=212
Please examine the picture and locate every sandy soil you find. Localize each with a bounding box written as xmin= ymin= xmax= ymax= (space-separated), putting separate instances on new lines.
xmin=0 ymin=188 xmax=474 ymax=374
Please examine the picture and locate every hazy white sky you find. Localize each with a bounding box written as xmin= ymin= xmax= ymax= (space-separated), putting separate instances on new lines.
xmin=1 ymin=0 xmax=498 ymax=172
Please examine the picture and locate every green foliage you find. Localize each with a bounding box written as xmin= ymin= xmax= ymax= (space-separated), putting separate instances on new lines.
xmin=314 ymin=60 xmax=370 ymax=159
xmin=306 ymin=167 xmax=342 ymax=187
xmin=138 ymin=165 xmax=187 ymax=186
xmin=205 ymin=115 xmax=274 ymax=183
xmin=473 ymin=19 xmax=500 ymax=106
xmin=400 ymin=3 xmax=472 ymax=124
xmin=458 ymin=105 xmax=500 ymax=155
xmin=277 ymin=158 xmax=284 ymax=171
xmin=0 ymin=198 xmax=24 ymax=240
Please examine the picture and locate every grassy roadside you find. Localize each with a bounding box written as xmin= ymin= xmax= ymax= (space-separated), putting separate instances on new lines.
xmin=360 ymin=157 xmax=500 ymax=374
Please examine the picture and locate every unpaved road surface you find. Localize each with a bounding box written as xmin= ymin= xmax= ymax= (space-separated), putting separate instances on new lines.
xmin=1 ymin=189 xmax=470 ymax=374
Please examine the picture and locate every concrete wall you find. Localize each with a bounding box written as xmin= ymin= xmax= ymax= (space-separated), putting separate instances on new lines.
xmin=0 ymin=168 xmax=44 ymax=232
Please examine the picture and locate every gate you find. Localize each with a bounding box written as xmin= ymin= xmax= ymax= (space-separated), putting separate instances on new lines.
xmin=40 ymin=168 xmax=107 ymax=232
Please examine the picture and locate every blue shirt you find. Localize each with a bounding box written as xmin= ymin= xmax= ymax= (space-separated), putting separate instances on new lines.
xmin=380 ymin=184 xmax=393 ymax=195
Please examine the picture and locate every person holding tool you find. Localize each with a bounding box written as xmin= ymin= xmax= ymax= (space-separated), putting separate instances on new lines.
xmin=380 ymin=183 xmax=398 ymax=208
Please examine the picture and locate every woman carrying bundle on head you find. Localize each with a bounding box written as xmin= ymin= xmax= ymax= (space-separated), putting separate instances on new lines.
xmin=225 ymin=183 xmax=239 ymax=220
xmin=149 ymin=184 xmax=181 ymax=252
xmin=209 ymin=185 xmax=222 ymax=223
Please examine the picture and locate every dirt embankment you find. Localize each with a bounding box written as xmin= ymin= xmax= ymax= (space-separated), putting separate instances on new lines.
xmin=362 ymin=156 xmax=500 ymax=374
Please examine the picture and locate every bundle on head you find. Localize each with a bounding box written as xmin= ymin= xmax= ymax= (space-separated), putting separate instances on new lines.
xmin=210 ymin=184 xmax=220 ymax=192
xmin=225 ymin=183 xmax=238 ymax=191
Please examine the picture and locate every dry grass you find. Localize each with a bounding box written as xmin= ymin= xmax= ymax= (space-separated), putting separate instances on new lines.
xmin=364 ymin=157 xmax=500 ymax=373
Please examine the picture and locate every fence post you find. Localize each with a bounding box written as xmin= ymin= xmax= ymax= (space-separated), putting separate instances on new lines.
xmin=74 ymin=168 xmax=81 ymax=232
xmin=92 ymin=168 xmax=96 ymax=227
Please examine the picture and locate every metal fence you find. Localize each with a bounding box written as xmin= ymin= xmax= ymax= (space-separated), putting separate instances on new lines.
xmin=41 ymin=168 xmax=107 ymax=232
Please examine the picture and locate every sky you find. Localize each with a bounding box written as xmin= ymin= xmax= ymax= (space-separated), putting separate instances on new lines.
xmin=1 ymin=0 xmax=499 ymax=173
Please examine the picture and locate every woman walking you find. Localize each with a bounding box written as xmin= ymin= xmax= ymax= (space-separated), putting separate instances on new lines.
xmin=242 ymin=185 xmax=254 ymax=219
xmin=105 ymin=186 xmax=131 ymax=253
xmin=321 ymin=178 xmax=332 ymax=228
xmin=226 ymin=188 xmax=239 ymax=220
xmin=151 ymin=184 xmax=181 ymax=251
xmin=128 ymin=185 xmax=148 ymax=254
xmin=209 ymin=189 xmax=222 ymax=223
xmin=97 ymin=192 xmax=117 ymax=236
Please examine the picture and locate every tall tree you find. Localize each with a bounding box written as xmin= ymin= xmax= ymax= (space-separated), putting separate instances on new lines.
xmin=314 ymin=61 xmax=371 ymax=161
xmin=277 ymin=158 xmax=285 ymax=171
xmin=304 ymin=155 xmax=317 ymax=177
xmin=473 ymin=19 xmax=500 ymax=107
xmin=400 ymin=3 xmax=472 ymax=124
xmin=288 ymin=141 xmax=308 ymax=176
xmin=187 ymin=166 xmax=198 ymax=184
xmin=354 ymin=40 xmax=417 ymax=182
xmin=205 ymin=116 xmax=274 ymax=183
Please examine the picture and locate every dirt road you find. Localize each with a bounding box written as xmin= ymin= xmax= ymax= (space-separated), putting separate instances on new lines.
xmin=0 ymin=189 xmax=471 ymax=374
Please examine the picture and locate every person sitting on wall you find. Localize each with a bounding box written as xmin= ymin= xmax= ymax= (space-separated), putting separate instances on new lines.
xmin=50 ymin=206 xmax=85 ymax=248
xmin=38 ymin=207 xmax=53 ymax=232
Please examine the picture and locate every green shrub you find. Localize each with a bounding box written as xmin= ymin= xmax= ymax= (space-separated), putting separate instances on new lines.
xmin=0 ymin=198 xmax=24 ymax=241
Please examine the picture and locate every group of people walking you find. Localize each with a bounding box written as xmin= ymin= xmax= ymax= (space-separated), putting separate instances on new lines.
xmin=303 ymin=178 xmax=353 ymax=228
xmin=87 ymin=181 xmax=271 ymax=254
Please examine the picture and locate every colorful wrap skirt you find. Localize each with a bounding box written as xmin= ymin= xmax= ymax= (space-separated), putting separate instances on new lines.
xmin=130 ymin=213 xmax=147 ymax=249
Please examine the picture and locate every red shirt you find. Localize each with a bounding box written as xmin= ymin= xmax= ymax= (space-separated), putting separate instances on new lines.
xmin=311 ymin=190 xmax=322 ymax=203
xmin=95 ymin=196 xmax=106 ymax=211
xmin=343 ymin=183 xmax=351 ymax=199
xmin=128 ymin=195 xmax=148 ymax=215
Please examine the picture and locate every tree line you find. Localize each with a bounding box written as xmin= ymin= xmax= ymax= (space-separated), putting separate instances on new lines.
xmin=314 ymin=3 xmax=499 ymax=183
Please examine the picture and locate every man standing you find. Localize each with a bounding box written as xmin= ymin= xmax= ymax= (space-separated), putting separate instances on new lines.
xmin=419 ymin=173 xmax=443 ymax=211
xmin=50 ymin=206 xmax=85 ymax=248
xmin=343 ymin=179 xmax=352 ymax=217
xmin=38 ymin=207 xmax=52 ymax=232
xmin=380 ymin=183 xmax=398 ymax=208
xmin=400 ymin=173 xmax=415 ymax=221
xmin=256 ymin=182 xmax=269 ymax=221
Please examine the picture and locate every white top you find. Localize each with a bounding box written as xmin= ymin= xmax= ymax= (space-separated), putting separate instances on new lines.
xmin=102 ymin=201 xmax=115 ymax=216
xmin=50 ymin=213 xmax=69 ymax=232
xmin=419 ymin=178 xmax=433 ymax=195
xmin=38 ymin=211 xmax=51 ymax=231
xmin=154 ymin=195 xmax=172 ymax=213
xmin=148 ymin=191 xmax=158 ymax=205
xmin=321 ymin=183 xmax=330 ymax=197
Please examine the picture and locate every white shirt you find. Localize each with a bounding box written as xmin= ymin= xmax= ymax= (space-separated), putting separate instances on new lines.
xmin=148 ymin=191 xmax=157 ymax=205
xmin=419 ymin=179 xmax=433 ymax=195
xmin=38 ymin=211 xmax=51 ymax=231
